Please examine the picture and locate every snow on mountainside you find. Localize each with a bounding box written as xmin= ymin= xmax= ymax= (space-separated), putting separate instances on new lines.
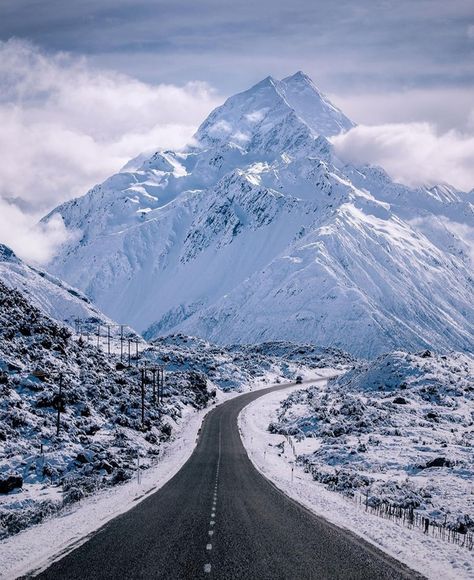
xmin=0 ymin=244 xmax=117 ymax=331
xmin=195 ymin=71 xmax=354 ymax=151
xmin=42 ymin=72 xmax=474 ymax=358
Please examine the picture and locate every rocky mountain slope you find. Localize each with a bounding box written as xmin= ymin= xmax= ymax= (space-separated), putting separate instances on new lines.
xmin=0 ymin=279 xmax=217 ymax=538
xmin=42 ymin=72 xmax=474 ymax=357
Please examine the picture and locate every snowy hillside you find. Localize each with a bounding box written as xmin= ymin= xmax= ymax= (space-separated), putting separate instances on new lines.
xmin=0 ymin=281 xmax=217 ymax=538
xmin=0 ymin=244 xmax=119 ymax=332
xmin=43 ymin=72 xmax=474 ymax=357
xmin=268 ymin=350 xmax=474 ymax=532
xmin=146 ymin=335 xmax=353 ymax=391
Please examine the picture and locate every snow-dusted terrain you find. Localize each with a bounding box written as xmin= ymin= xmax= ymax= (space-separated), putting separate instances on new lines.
xmin=240 ymin=354 xmax=474 ymax=578
xmin=0 ymin=272 xmax=350 ymax=542
xmin=0 ymin=279 xmax=218 ymax=539
xmin=0 ymin=244 xmax=117 ymax=332
xmin=43 ymin=71 xmax=473 ymax=357
xmin=146 ymin=335 xmax=353 ymax=391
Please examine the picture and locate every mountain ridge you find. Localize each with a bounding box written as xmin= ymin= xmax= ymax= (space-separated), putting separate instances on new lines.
xmin=41 ymin=72 xmax=474 ymax=357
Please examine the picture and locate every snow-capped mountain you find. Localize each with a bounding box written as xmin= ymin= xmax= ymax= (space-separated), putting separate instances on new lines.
xmin=43 ymin=72 xmax=474 ymax=358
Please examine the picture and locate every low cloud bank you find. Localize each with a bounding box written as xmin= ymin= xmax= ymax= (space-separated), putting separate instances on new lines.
xmin=0 ymin=199 xmax=75 ymax=264
xmin=332 ymin=122 xmax=474 ymax=192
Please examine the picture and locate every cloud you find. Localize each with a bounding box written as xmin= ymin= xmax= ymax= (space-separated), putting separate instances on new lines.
xmin=332 ymin=123 xmax=474 ymax=192
xmin=0 ymin=198 xmax=76 ymax=264
xmin=330 ymin=87 xmax=474 ymax=133
xmin=0 ymin=38 xmax=220 ymax=264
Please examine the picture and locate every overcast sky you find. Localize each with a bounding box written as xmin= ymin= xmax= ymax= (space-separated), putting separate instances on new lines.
xmin=1 ymin=0 xmax=473 ymax=123
xmin=0 ymin=0 xmax=473 ymax=262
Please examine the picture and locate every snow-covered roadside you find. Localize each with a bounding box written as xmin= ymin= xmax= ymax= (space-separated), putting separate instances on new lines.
xmin=0 ymin=385 xmax=258 ymax=580
xmin=239 ymin=378 xmax=474 ymax=580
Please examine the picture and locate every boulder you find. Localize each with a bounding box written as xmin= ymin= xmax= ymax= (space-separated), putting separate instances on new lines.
xmin=0 ymin=474 xmax=23 ymax=493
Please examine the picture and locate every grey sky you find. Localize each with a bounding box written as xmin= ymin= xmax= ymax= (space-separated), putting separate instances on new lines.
xmin=1 ymin=0 xmax=473 ymax=97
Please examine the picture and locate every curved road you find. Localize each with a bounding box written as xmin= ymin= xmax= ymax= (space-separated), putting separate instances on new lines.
xmin=33 ymin=380 xmax=423 ymax=579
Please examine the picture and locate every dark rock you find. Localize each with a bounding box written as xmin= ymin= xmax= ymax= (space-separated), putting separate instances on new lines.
xmin=421 ymin=457 xmax=452 ymax=469
xmin=99 ymin=461 xmax=113 ymax=474
xmin=76 ymin=450 xmax=95 ymax=464
xmin=393 ymin=396 xmax=408 ymax=404
xmin=112 ymin=468 xmax=131 ymax=484
xmin=0 ymin=474 xmax=23 ymax=493
xmin=76 ymin=453 xmax=90 ymax=464
xmin=63 ymin=486 xmax=85 ymax=505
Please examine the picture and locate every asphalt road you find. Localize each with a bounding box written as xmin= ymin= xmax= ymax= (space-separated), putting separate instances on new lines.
xmin=32 ymin=380 xmax=423 ymax=580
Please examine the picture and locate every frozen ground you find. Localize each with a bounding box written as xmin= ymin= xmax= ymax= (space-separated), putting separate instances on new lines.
xmin=269 ymin=351 xmax=474 ymax=532
xmin=0 ymin=281 xmax=217 ymax=542
xmin=1 ymin=278 xmax=351 ymax=550
xmin=239 ymin=370 xmax=474 ymax=580
xmin=146 ymin=335 xmax=352 ymax=391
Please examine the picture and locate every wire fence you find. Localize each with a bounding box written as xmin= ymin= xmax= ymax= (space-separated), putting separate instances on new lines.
xmin=349 ymin=491 xmax=473 ymax=551
xmin=282 ymin=434 xmax=473 ymax=552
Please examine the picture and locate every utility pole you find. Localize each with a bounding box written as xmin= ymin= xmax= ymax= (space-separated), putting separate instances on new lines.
xmin=120 ymin=325 xmax=124 ymax=362
xmin=56 ymin=373 xmax=63 ymax=436
xmin=128 ymin=339 xmax=131 ymax=367
xmin=152 ymin=368 xmax=156 ymax=404
xmin=160 ymin=367 xmax=165 ymax=403
xmin=141 ymin=366 xmax=146 ymax=428
xmin=135 ymin=339 xmax=139 ymax=365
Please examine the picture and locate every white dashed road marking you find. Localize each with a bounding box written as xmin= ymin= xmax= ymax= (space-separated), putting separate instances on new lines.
xmin=203 ymin=421 xmax=222 ymax=574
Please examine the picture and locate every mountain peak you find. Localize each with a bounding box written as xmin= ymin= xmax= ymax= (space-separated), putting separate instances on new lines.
xmin=253 ymin=74 xmax=278 ymax=88
xmin=283 ymin=70 xmax=313 ymax=85
xmin=194 ymin=72 xmax=355 ymax=151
